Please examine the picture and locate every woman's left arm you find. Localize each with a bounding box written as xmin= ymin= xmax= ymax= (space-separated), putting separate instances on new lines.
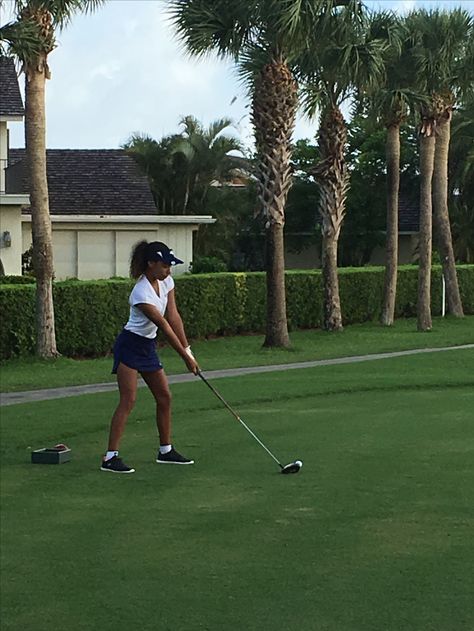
xmin=165 ymin=289 xmax=189 ymax=349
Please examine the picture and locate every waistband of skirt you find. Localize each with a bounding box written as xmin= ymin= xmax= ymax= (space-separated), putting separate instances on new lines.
xmin=121 ymin=328 xmax=157 ymax=343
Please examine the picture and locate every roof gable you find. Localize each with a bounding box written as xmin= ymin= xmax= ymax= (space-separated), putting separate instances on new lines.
xmin=0 ymin=57 xmax=24 ymax=118
xmin=6 ymin=149 xmax=157 ymax=215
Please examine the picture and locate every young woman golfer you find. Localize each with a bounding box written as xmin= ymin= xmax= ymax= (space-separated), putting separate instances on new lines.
xmin=101 ymin=240 xmax=199 ymax=474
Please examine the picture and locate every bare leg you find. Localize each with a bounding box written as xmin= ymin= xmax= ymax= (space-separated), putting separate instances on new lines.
xmin=107 ymin=363 xmax=138 ymax=451
xmin=140 ymin=369 xmax=172 ymax=445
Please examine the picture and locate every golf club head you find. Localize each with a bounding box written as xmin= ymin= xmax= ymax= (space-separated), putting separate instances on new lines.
xmin=281 ymin=460 xmax=303 ymax=474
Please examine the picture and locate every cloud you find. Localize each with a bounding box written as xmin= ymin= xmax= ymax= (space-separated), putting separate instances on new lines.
xmin=392 ymin=0 xmax=417 ymax=14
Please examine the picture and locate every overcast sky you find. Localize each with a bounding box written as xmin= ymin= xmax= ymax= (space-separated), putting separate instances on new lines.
xmin=2 ymin=0 xmax=473 ymax=150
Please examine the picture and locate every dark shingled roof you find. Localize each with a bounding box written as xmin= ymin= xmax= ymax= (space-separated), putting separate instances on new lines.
xmin=6 ymin=149 xmax=157 ymax=215
xmin=0 ymin=57 xmax=24 ymax=117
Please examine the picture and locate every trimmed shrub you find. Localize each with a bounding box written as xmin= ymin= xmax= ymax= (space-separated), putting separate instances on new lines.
xmin=1 ymin=265 xmax=473 ymax=359
xmin=0 ymin=285 xmax=36 ymax=357
xmin=0 ymin=275 xmax=35 ymax=285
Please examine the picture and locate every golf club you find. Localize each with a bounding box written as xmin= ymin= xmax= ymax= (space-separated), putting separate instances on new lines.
xmin=197 ymin=371 xmax=302 ymax=474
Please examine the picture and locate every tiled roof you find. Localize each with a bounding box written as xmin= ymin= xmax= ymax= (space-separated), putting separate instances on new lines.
xmin=0 ymin=57 xmax=24 ymax=117
xmin=6 ymin=149 xmax=157 ymax=215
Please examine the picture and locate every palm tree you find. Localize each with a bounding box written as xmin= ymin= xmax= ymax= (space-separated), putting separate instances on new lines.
xmin=430 ymin=9 xmax=472 ymax=316
xmin=124 ymin=116 xmax=246 ymax=216
xmin=168 ymin=0 xmax=343 ymax=347
xmin=404 ymin=10 xmax=438 ymax=331
xmin=297 ymin=2 xmax=386 ymax=331
xmin=364 ymin=12 xmax=420 ymax=326
xmin=174 ymin=115 xmax=246 ymax=215
xmin=406 ymin=9 xmax=472 ymax=330
xmin=123 ymin=132 xmax=191 ymax=214
xmin=0 ymin=0 xmax=104 ymax=357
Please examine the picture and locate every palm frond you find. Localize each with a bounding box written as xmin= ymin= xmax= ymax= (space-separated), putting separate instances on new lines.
xmin=167 ymin=0 xmax=257 ymax=60
xmin=0 ymin=17 xmax=45 ymax=60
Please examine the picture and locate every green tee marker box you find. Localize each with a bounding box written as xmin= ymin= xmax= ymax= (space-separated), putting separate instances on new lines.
xmin=31 ymin=447 xmax=71 ymax=464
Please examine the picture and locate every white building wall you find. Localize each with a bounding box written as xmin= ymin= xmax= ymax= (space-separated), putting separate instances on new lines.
xmin=21 ymin=217 xmax=213 ymax=280
xmin=0 ymin=204 xmax=22 ymax=275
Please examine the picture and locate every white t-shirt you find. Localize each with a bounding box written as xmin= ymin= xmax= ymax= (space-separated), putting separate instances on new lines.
xmin=125 ymin=275 xmax=175 ymax=338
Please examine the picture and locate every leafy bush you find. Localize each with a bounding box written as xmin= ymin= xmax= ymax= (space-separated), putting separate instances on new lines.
xmin=1 ymin=266 xmax=472 ymax=359
xmin=0 ymin=275 xmax=36 ymax=285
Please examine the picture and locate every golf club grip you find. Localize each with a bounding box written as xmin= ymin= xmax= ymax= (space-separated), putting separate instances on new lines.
xmin=197 ymin=371 xmax=241 ymax=422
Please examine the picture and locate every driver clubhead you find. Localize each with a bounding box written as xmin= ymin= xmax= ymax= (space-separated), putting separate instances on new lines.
xmin=281 ymin=460 xmax=303 ymax=474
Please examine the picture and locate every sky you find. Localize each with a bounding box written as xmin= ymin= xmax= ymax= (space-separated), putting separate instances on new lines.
xmin=2 ymin=0 xmax=473 ymax=151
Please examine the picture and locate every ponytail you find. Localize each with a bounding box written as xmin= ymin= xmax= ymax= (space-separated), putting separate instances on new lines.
xmin=130 ymin=240 xmax=149 ymax=278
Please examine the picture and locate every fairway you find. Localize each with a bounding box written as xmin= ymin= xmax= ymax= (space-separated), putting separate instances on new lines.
xmin=1 ymin=349 xmax=474 ymax=630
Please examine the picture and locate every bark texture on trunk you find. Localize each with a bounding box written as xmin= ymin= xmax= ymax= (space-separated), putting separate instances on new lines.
xmin=312 ymin=105 xmax=347 ymax=332
xmin=381 ymin=123 xmax=400 ymax=326
xmin=252 ymin=61 xmax=297 ymax=348
xmin=417 ymin=134 xmax=435 ymax=332
xmin=263 ymin=222 xmax=290 ymax=348
xmin=25 ymin=60 xmax=58 ymax=357
xmin=322 ymin=232 xmax=342 ymax=331
xmin=433 ymin=114 xmax=464 ymax=317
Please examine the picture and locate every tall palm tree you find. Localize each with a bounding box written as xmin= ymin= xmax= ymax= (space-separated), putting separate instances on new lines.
xmin=406 ymin=9 xmax=472 ymax=330
xmin=168 ymin=0 xmax=342 ymax=347
xmin=430 ymin=9 xmax=472 ymax=316
xmin=364 ymin=12 xmax=420 ymax=326
xmin=297 ymin=2 xmax=386 ymax=331
xmin=0 ymin=0 xmax=104 ymax=357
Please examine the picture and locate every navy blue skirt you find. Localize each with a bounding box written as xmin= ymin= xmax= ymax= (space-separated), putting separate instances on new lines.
xmin=112 ymin=329 xmax=163 ymax=374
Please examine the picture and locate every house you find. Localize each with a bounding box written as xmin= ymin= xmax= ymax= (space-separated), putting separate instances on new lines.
xmin=0 ymin=57 xmax=214 ymax=279
xmin=283 ymin=195 xmax=420 ymax=269
xmin=369 ymin=196 xmax=419 ymax=265
xmin=0 ymin=57 xmax=30 ymax=276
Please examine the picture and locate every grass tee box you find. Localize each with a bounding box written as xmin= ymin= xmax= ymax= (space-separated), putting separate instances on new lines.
xmin=1 ymin=349 xmax=474 ymax=630
xmin=31 ymin=446 xmax=71 ymax=464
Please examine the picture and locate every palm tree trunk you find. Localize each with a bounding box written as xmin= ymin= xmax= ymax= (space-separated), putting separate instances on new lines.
xmin=381 ymin=123 xmax=400 ymax=326
xmin=263 ymin=222 xmax=289 ymax=347
xmin=417 ymin=134 xmax=435 ymax=332
xmin=322 ymin=231 xmax=342 ymax=331
xmin=313 ymin=105 xmax=347 ymax=332
xmin=253 ymin=61 xmax=297 ymax=348
xmin=433 ymin=114 xmax=464 ymax=316
xmin=25 ymin=60 xmax=58 ymax=357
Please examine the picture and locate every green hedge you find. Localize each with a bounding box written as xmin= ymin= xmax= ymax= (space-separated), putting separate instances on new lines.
xmin=1 ymin=265 xmax=473 ymax=359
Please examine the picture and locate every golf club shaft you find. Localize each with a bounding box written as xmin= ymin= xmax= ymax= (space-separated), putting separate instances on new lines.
xmin=197 ymin=371 xmax=283 ymax=469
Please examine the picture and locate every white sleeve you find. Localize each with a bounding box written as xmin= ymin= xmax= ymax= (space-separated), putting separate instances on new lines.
xmin=165 ymin=276 xmax=175 ymax=292
xmin=130 ymin=281 xmax=155 ymax=307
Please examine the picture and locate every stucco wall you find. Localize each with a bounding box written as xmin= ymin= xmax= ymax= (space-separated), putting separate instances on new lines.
xmin=21 ymin=219 xmax=201 ymax=280
xmin=370 ymin=234 xmax=418 ymax=266
xmin=0 ymin=204 xmax=22 ymax=275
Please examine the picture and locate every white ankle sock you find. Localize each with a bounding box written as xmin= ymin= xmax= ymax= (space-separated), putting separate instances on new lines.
xmin=105 ymin=450 xmax=118 ymax=461
xmin=159 ymin=444 xmax=172 ymax=455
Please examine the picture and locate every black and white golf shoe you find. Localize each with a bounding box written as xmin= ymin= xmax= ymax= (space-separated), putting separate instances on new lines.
xmin=100 ymin=456 xmax=135 ymax=474
xmin=156 ymin=447 xmax=194 ymax=465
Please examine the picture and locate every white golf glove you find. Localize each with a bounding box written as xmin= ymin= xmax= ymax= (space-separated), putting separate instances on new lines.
xmin=185 ymin=345 xmax=194 ymax=358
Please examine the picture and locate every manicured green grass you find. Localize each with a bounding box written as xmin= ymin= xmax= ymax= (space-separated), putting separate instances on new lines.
xmin=1 ymin=315 xmax=473 ymax=392
xmin=1 ymin=349 xmax=473 ymax=630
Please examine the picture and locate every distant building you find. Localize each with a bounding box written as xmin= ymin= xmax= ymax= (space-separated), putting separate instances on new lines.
xmin=0 ymin=57 xmax=214 ymax=279
xmin=0 ymin=57 xmax=29 ymax=275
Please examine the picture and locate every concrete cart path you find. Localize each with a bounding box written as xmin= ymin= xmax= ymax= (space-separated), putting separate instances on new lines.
xmin=1 ymin=343 xmax=473 ymax=407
